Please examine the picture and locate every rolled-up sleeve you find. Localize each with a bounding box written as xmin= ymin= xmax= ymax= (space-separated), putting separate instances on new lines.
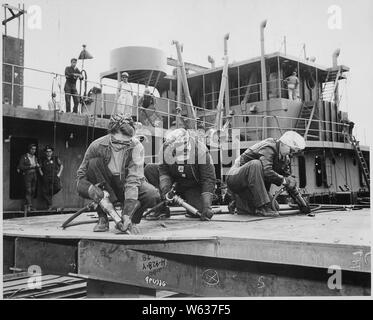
xmin=124 ymin=142 xmax=144 ymax=200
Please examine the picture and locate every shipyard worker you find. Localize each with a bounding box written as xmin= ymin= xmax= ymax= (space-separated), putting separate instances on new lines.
xmin=17 ymin=144 xmax=43 ymax=212
xmin=138 ymin=88 xmax=162 ymax=127
xmin=64 ymin=58 xmax=83 ymax=113
xmin=40 ymin=146 xmax=63 ymax=210
xmin=218 ymin=182 xmax=233 ymax=206
xmin=116 ymin=72 xmax=134 ymax=118
xmin=144 ymin=128 xmax=216 ymax=221
xmin=226 ymin=131 xmax=305 ymax=216
xmin=285 ymin=71 xmax=299 ymax=100
xmin=76 ymin=113 xmax=160 ymax=233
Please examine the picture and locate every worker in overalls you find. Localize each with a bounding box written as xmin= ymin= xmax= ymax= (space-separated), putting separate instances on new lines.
xmin=226 ymin=131 xmax=305 ymax=216
xmin=138 ymin=88 xmax=162 ymax=127
xmin=76 ymin=113 xmax=160 ymax=232
xmin=144 ymin=128 xmax=216 ymax=220
xmin=285 ymin=71 xmax=299 ymax=100
xmin=40 ymin=145 xmax=64 ymax=210
xmin=17 ymin=144 xmax=43 ymax=212
xmin=116 ymin=72 xmax=134 ymax=117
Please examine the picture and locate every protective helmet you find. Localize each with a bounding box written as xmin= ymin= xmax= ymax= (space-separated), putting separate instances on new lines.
xmin=279 ymin=131 xmax=306 ymax=152
xmin=121 ymin=72 xmax=129 ymax=77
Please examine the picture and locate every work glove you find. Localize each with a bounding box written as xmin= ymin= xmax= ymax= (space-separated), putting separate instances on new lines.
xmin=88 ymin=183 xmax=105 ymax=203
xmin=122 ymin=199 xmax=141 ymax=222
xmin=201 ymin=193 xmax=214 ymax=221
xmin=283 ymin=176 xmax=297 ymax=190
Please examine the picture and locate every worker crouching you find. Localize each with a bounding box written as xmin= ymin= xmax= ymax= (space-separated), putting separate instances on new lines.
xmin=76 ymin=113 xmax=160 ymax=233
xmin=144 ymin=128 xmax=216 ymax=221
xmin=226 ymin=131 xmax=306 ymax=217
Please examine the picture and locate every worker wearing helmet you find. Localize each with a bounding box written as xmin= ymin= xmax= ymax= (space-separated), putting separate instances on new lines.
xmin=76 ymin=113 xmax=160 ymax=233
xmin=144 ymin=128 xmax=217 ymax=221
xmin=226 ymin=131 xmax=306 ymax=216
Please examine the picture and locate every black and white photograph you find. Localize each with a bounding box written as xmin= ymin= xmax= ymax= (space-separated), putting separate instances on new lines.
xmin=1 ymin=0 xmax=372 ymax=305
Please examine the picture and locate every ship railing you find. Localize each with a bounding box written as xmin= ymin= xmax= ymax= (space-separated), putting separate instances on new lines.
xmin=223 ymin=113 xmax=350 ymax=143
xmin=2 ymin=62 xmax=216 ymax=128
xmin=203 ymin=79 xmax=292 ymax=107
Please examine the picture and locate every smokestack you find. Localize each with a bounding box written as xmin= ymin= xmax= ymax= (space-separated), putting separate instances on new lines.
xmin=332 ymin=48 xmax=340 ymax=68
xmin=207 ymin=55 xmax=215 ymax=68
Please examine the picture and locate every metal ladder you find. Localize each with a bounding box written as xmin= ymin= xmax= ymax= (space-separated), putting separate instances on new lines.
xmin=295 ymin=101 xmax=318 ymax=140
xmin=321 ymin=66 xmax=341 ymax=103
xmin=348 ymin=135 xmax=370 ymax=190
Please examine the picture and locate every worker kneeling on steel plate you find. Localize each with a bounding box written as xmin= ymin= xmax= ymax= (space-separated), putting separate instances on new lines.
xmin=226 ymin=131 xmax=305 ymax=217
xmin=144 ymin=128 xmax=216 ymax=221
xmin=76 ymin=113 xmax=160 ymax=233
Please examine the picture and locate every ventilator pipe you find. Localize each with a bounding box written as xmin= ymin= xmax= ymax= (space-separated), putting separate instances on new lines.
xmin=224 ymin=33 xmax=230 ymax=56
xmin=260 ymin=20 xmax=268 ymax=139
xmin=208 ymin=55 xmax=215 ymax=68
xmin=332 ymin=48 xmax=341 ymax=68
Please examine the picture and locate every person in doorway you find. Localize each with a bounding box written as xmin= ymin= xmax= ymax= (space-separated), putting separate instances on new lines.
xmin=144 ymin=128 xmax=216 ymax=221
xmin=17 ymin=144 xmax=43 ymax=212
xmin=116 ymin=72 xmax=134 ymax=117
xmin=64 ymin=58 xmax=83 ymax=113
xmin=76 ymin=113 xmax=160 ymax=233
xmin=226 ymin=131 xmax=305 ymax=216
xmin=40 ymin=145 xmax=63 ymax=210
xmin=218 ymin=182 xmax=233 ymax=206
xmin=285 ymin=71 xmax=299 ymax=100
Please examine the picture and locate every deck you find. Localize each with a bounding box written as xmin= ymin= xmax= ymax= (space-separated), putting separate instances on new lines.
xmin=3 ymin=208 xmax=371 ymax=297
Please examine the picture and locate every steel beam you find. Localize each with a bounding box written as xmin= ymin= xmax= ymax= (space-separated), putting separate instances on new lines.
xmin=14 ymin=238 xmax=78 ymax=275
xmin=78 ymin=240 xmax=370 ymax=297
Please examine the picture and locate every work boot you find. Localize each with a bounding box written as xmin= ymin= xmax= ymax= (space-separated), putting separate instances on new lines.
xmin=93 ymin=207 xmax=109 ymax=232
xmin=255 ymin=203 xmax=279 ymax=217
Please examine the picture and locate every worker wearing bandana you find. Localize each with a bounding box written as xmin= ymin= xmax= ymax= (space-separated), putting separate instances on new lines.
xmin=144 ymin=128 xmax=216 ymax=221
xmin=76 ymin=113 xmax=160 ymax=233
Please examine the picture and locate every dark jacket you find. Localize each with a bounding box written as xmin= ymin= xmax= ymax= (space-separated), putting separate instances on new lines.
xmin=158 ymin=138 xmax=216 ymax=195
xmin=64 ymin=66 xmax=81 ymax=87
xmin=17 ymin=153 xmax=40 ymax=175
xmin=232 ymin=138 xmax=291 ymax=186
xmin=77 ymin=134 xmax=145 ymax=200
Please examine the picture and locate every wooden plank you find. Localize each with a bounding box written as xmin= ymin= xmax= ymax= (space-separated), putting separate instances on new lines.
xmin=78 ymin=241 xmax=370 ymax=296
xmin=14 ymin=238 xmax=78 ymax=275
xmin=3 ymin=275 xmax=60 ymax=288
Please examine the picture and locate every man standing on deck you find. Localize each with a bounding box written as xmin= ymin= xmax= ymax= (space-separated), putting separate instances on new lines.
xmin=40 ymin=146 xmax=64 ymax=210
xmin=226 ymin=131 xmax=305 ymax=216
xmin=64 ymin=58 xmax=83 ymax=113
xmin=76 ymin=113 xmax=160 ymax=233
xmin=144 ymin=128 xmax=216 ymax=221
xmin=285 ymin=71 xmax=299 ymax=100
xmin=17 ymin=144 xmax=43 ymax=212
